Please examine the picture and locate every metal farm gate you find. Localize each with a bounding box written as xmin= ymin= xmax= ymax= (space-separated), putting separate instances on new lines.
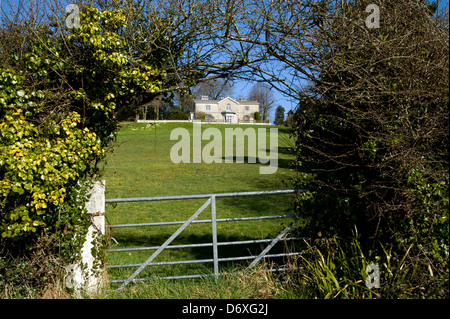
xmin=105 ymin=189 xmax=306 ymax=291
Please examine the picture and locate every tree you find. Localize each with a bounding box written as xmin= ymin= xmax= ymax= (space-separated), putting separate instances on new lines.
xmin=175 ymin=78 xmax=234 ymax=114
xmin=177 ymin=91 xmax=195 ymax=113
xmin=101 ymin=0 xmax=255 ymax=97
xmin=274 ymin=105 xmax=285 ymax=126
xmin=248 ymin=82 xmax=274 ymax=122
xmin=285 ymin=110 xmax=295 ymax=128
xmin=147 ymin=96 xmax=165 ymax=120
xmin=289 ymin=0 xmax=448 ymax=297
xmin=193 ymin=78 xmax=234 ymax=100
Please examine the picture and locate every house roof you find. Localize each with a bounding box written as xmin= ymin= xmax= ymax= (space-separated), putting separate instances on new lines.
xmin=193 ymin=96 xmax=259 ymax=105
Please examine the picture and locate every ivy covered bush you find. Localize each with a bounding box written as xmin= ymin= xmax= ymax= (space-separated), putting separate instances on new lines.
xmin=0 ymin=71 xmax=101 ymax=240
xmin=0 ymin=5 xmax=165 ymax=297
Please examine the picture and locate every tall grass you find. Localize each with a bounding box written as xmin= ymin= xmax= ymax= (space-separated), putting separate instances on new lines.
xmin=296 ymin=236 xmax=376 ymax=299
xmin=270 ymin=231 xmax=430 ymax=299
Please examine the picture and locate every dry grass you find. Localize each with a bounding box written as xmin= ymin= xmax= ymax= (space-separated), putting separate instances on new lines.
xmin=94 ymin=260 xmax=299 ymax=299
xmin=39 ymin=279 xmax=70 ymax=299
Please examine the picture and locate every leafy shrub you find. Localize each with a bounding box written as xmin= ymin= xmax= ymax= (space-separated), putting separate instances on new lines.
xmin=194 ymin=111 xmax=207 ymax=120
xmin=253 ymin=111 xmax=262 ymax=121
xmin=291 ymin=0 xmax=448 ymax=298
xmin=0 ymin=69 xmax=99 ymax=241
xmin=165 ymin=107 xmax=189 ymax=120
xmin=0 ymin=5 xmax=165 ymax=297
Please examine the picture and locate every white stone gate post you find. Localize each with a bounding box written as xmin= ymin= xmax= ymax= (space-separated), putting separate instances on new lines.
xmin=66 ymin=180 xmax=106 ymax=295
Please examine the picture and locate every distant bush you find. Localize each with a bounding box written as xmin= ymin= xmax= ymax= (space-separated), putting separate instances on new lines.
xmin=252 ymin=111 xmax=262 ymax=121
xmin=165 ymin=107 xmax=189 ymax=120
xmin=194 ymin=112 xmax=206 ymax=120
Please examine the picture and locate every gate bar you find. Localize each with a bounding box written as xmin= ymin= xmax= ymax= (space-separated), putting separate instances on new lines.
xmin=105 ymin=189 xmax=303 ymax=203
xmin=109 ymin=214 xmax=295 ymax=228
xmin=109 ymin=252 xmax=303 ymax=270
xmin=246 ymin=217 xmax=300 ymax=270
xmin=111 ymin=267 xmax=293 ymax=283
xmin=108 ymin=237 xmax=306 ymax=253
xmin=211 ymin=195 xmax=219 ymax=282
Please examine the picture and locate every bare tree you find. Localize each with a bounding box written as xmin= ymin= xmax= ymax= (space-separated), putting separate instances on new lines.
xmin=193 ymin=78 xmax=234 ymax=100
xmin=248 ymin=82 xmax=274 ymax=121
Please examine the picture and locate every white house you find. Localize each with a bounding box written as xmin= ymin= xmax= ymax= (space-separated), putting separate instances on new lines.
xmin=193 ymin=96 xmax=260 ymax=124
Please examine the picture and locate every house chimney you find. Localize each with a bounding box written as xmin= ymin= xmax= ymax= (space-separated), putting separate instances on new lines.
xmin=240 ymin=97 xmax=247 ymax=101
xmin=201 ymin=95 xmax=209 ymax=100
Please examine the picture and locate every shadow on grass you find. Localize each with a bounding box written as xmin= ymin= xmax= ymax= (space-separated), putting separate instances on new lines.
xmin=219 ymin=148 xmax=295 ymax=171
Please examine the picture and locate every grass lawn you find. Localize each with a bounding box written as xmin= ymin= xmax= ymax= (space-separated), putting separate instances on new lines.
xmin=100 ymin=122 xmax=298 ymax=291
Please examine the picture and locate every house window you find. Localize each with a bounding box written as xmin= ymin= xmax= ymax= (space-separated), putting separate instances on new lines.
xmin=206 ymin=105 xmax=211 ymax=111
xmin=245 ymin=106 xmax=249 ymax=111
xmin=205 ymin=115 xmax=212 ymax=121
xmin=226 ymin=103 xmax=231 ymax=111
xmin=244 ymin=115 xmax=250 ymax=122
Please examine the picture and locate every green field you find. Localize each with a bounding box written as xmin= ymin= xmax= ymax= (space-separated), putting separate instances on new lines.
xmin=100 ymin=122 xmax=298 ymax=289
